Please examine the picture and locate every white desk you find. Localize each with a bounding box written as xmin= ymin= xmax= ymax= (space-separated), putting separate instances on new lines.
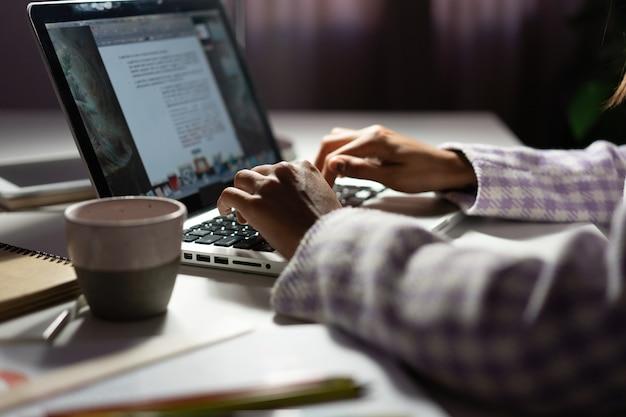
xmin=0 ymin=111 xmax=602 ymax=417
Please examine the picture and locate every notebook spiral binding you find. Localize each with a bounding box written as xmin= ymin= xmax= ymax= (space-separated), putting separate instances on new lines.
xmin=0 ymin=243 xmax=71 ymax=265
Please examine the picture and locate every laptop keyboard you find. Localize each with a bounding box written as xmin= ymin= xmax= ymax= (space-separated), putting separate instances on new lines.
xmin=182 ymin=184 xmax=381 ymax=252
xmin=334 ymin=184 xmax=379 ymax=207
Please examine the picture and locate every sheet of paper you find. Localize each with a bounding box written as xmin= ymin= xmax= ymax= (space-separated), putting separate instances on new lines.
xmin=0 ymin=322 xmax=251 ymax=414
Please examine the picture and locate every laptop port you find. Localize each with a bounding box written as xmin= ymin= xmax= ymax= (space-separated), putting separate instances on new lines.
xmin=183 ymin=253 xmax=192 ymax=260
xmin=214 ymin=256 xmax=228 ymax=265
xmin=232 ymin=260 xmax=262 ymax=268
xmin=196 ymin=255 xmax=211 ymax=263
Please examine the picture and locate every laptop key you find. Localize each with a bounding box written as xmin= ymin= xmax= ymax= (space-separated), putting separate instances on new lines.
xmin=195 ymin=235 xmax=223 ymax=245
xmin=253 ymin=241 xmax=275 ymax=252
xmin=233 ymin=236 xmax=263 ymax=249
xmin=214 ymin=236 xmax=242 ymax=247
xmin=223 ymin=223 xmax=239 ymax=231
xmin=212 ymin=229 xmax=233 ymax=236
xmin=344 ymin=196 xmax=364 ymax=207
xmin=235 ymin=230 xmax=258 ymax=237
xmin=334 ymin=184 xmax=382 ymax=207
xmin=183 ymin=235 xmax=200 ymax=243
xmin=355 ymin=189 xmax=373 ymax=200
xmin=188 ymin=229 xmax=212 ymax=237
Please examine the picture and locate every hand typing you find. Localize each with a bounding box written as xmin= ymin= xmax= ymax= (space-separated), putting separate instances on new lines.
xmin=315 ymin=125 xmax=477 ymax=193
xmin=218 ymin=161 xmax=341 ymax=258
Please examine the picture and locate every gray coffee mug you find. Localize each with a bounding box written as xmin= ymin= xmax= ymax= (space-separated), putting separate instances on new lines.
xmin=65 ymin=196 xmax=187 ymax=321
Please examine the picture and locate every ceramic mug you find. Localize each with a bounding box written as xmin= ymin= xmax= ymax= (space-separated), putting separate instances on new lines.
xmin=65 ymin=196 xmax=186 ymax=321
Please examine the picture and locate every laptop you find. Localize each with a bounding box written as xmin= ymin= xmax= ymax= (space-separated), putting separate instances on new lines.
xmin=28 ymin=0 xmax=460 ymax=276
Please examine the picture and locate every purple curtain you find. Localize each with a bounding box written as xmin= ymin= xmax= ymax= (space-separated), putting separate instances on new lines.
xmin=244 ymin=0 xmax=386 ymax=108
xmin=243 ymin=0 xmax=592 ymax=147
xmin=431 ymin=0 xmax=586 ymax=117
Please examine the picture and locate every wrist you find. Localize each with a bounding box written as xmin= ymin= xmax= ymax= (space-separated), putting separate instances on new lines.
xmin=440 ymin=150 xmax=477 ymax=190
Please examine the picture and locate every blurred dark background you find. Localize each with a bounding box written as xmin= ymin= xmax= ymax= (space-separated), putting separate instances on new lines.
xmin=2 ymin=0 xmax=626 ymax=149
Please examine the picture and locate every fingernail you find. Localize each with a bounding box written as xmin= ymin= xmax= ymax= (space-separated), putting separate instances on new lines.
xmin=335 ymin=161 xmax=346 ymax=173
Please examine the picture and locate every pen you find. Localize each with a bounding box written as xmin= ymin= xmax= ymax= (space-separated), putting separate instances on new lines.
xmin=42 ymin=295 xmax=87 ymax=343
xmin=48 ymin=376 xmax=364 ymax=417
xmin=42 ymin=309 xmax=72 ymax=342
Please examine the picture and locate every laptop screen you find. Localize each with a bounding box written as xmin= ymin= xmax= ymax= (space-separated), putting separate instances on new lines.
xmin=44 ymin=9 xmax=279 ymax=201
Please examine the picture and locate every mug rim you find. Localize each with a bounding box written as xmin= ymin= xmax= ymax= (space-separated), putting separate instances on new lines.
xmin=65 ymin=196 xmax=187 ymax=228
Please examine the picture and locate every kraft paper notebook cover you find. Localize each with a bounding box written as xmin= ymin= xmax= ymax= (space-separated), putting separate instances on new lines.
xmin=0 ymin=242 xmax=78 ymax=322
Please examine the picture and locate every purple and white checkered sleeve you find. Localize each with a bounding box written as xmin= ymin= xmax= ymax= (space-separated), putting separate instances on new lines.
xmin=440 ymin=141 xmax=626 ymax=227
xmin=272 ymin=206 xmax=626 ymax=414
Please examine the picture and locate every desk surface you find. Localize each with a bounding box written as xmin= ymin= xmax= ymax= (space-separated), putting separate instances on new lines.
xmin=0 ymin=111 xmax=600 ymax=417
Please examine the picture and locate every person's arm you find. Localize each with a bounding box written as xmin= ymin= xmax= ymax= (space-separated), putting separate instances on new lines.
xmin=315 ymin=125 xmax=626 ymax=227
xmin=271 ymin=206 xmax=626 ymax=414
xmin=441 ymin=140 xmax=626 ymax=227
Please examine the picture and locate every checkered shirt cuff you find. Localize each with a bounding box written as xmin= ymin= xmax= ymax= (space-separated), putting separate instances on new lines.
xmin=439 ymin=141 xmax=626 ymax=227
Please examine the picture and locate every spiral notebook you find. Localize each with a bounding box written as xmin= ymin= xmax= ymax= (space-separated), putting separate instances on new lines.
xmin=0 ymin=242 xmax=78 ymax=322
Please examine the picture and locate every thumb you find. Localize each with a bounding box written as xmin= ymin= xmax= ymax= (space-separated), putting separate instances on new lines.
xmin=328 ymin=155 xmax=385 ymax=182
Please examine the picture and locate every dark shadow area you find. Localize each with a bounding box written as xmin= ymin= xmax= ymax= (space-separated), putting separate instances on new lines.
xmin=63 ymin=310 xmax=169 ymax=343
xmin=0 ymin=305 xmax=67 ymax=344
xmin=272 ymin=313 xmax=313 ymax=326
xmin=37 ymin=338 xmax=148 ymax=369
xmin=180 ymin=265 xmax=274 ymax=311
xmin=179 ymin=264 xmax=275 ymax=288
xmin=0 ymin=326 xmax=151 ymax=373
xmin=200 ymin=282 xmax=272 ymax=312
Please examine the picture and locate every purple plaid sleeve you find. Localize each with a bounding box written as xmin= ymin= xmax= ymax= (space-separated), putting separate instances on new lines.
xmin=440 ymin=141 xmax=626 ymax=227
xmin=271 ymin=207 xmax=626 ymax=414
